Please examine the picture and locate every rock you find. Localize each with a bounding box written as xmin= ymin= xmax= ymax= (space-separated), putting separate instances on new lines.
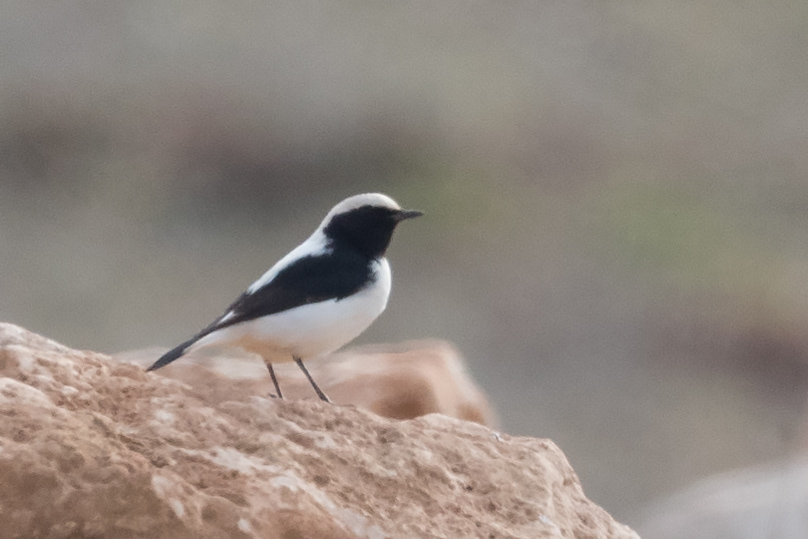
xmin=116 ymin=340 xmax=497 ymax=427
xmin=639 ymin=457 xmax=808 ymax=539
xmin=0 ymin=323 xmax=638 ymax=539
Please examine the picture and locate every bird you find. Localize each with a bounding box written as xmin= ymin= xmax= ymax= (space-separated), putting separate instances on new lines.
xmin=146 ymin=193 xmax=422 ymax=403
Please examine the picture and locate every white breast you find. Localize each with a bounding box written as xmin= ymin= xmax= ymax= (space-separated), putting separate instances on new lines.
xmin=191 ymin=258 xmax=392 ymax=363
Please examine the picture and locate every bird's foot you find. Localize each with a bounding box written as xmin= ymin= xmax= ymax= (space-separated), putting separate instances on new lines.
xmin=266 ymin=363 xmax=284 ymax=399
xmin=294 ymin=356 xmax=332 ymax=404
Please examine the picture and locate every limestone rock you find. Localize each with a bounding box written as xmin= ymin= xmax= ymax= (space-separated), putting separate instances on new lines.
xmin=117 ymin=340 xmax=497 ymax=427
xmin=0 ymin=323 xmax=638 ymax=539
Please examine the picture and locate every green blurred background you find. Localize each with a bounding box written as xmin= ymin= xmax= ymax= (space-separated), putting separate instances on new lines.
xmin=2 ymin=1 xmax=808 ymax=528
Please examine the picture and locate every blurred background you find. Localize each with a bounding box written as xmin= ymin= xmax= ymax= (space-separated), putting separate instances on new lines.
xmin=2 ymin=1 xmax=808 ymax=533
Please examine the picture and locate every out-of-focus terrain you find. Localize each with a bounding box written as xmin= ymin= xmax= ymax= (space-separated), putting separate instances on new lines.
xmin=2 ymin=1 xmax=808 ymax=528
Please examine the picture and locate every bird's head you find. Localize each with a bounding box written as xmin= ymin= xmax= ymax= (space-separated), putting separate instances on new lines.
xmin=319 ymin=193 xmax=423 ymax=259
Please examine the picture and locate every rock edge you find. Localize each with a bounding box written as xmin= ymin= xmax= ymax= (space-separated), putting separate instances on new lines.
xmin=0 ymin=323 xmax=638 ymax=539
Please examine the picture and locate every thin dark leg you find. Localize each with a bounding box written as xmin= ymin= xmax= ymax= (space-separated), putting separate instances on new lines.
xmin=266 ymin=363 xmax=283 ymax=399
xmin=294 ymin=357 xmax=332 ymax=403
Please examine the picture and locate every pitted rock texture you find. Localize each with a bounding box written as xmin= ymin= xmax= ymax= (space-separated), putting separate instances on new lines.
xmin=0 ymin=323 xmax=638 ymax=539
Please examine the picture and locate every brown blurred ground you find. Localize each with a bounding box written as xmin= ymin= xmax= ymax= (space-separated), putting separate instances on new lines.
xmin=2 ymin=1 xmax=808 ymax=528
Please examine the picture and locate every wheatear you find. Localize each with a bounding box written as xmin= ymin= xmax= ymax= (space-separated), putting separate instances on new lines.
xmin=146 ymin=193 xmax=422 ymax=403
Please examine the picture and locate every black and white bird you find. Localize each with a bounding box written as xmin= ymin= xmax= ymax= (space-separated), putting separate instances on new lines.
xmin=146 ymin=193 xmax=422 ymax=403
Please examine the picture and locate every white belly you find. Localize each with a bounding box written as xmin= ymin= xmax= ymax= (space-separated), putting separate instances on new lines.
xmin=190 ymin=259 xmax=392 ymax=364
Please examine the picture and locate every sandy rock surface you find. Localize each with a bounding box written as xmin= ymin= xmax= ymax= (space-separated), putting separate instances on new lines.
xmin=0 ymin=323 xmax=638 ymax=538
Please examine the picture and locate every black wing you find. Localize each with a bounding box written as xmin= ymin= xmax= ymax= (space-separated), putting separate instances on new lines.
xmin=217 ymin=249 xmax=373 ymax=327
xmin=147 ymin=249 xmax=373 ymax=371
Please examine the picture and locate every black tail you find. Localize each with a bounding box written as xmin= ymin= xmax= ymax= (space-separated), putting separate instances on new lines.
xmin=146 ymin=337 xmax=198 ymax=372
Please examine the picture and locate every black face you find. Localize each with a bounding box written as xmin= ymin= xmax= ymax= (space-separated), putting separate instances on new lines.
xmin=323 ymin=205 xmax=419 ymax=259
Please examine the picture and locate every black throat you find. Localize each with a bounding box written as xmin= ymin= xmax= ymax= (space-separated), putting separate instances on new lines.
xmin=323 ymin=205 xmax=402 ymax=259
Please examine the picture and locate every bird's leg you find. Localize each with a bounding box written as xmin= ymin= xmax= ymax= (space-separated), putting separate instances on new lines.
xmin=266 ymin=362 xmax=283 ymax=399
xmin=293 ymin=357 xmax=332 ymax=403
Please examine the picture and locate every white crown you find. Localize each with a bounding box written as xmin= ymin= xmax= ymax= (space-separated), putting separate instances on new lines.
xmin=319 ymin=193 xmax=401 ymax=228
